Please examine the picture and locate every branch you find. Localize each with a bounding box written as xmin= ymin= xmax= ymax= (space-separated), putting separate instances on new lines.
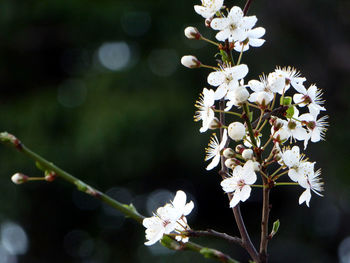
xmin=0 ymin=132 xmax=241 ymax=263
xmin=243 ymin=0 xmax=253 ymax=15
xmin=186 ymin=229 xmax=243 ymax=247
xmin=218 ymin=101 xmax=260 ymax=263
xmin=161 ymin=236 xmax=240 ymax=263
xmin=251 ymin=106 xmax=289 ymax=129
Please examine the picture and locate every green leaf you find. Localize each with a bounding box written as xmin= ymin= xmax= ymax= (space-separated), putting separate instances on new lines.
xmin=280 ymin=96 xmax=292 ymax=106
xmin=35 ymin=161 xmax=46 ymax=172
xmin=285 ymin=106 xmax=295 ymax=118
xmin=220 ymin=50 xmax=229 ymax=63
xmin=270 ymin=219 xmax=280 ymax=238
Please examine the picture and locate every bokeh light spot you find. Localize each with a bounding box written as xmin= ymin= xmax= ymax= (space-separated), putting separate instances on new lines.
xmin=98 ymin=42 xmax=130 ymax=71
xmin=1 ymin=222 xmax=28 ymax=256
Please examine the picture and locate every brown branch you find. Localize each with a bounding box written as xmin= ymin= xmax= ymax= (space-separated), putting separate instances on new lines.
xmin=243 ymin=0 xmax=253 ymax=15
xmin=218 ymin=100 xmax=260 ymax=263
xmin=251 ymin=106 xmax=289 ymax=129
xmin=186 ymin=229 xmax=243 ymax=247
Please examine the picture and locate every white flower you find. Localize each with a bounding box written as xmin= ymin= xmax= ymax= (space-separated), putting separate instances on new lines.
xmin=211 ymin=6 xmax=257 ymax=42
xmin=233 ymin=27 xmax=266 ymax=52
xmin=205 ymin=129 xmax=228 ymax=170
xmin=274 ymin=66 xmax=307 ymax=94
xmin=248 ymin=75 xmax=274 ymax=105
xmin=228 ymin=122 xmax=245 ymax=141
xmin=243 ymin=132 xmax=261 ymax=148
xmin=143 ymin=190 xmax=194 ymax=246
xmin=242 ymin=149 xmax=253 ymax=160
xmin=207 ymin=64 xmax=249 ymax=100
xmin=299 ymin=112 xmax=328 ymax=149
xmin=267 ymin=72 xmax=286 ymax=95
xmin=283 ymin=108 xmax=309 ymax=143
xmin=298 ymin=169 xmax=324 ymax=207
xmin=225 ymin=85 xmax=249 ymax=111
xmin=220 ymin=160 xmax=257 ymax=207
xmin=171 ymin=190 xmax=194 ymax=218
xmin=293 ymin=84 xmax=326 ymax=117
xmin=194 ymin=0 xmax=223 ymax=19
xmin=194 ymin=88 xmax=216 ymax=133
xmin=181 ymin=55 xmax=201 ymax=68
xmin=280 ymin=146 xmax=314 ymax=182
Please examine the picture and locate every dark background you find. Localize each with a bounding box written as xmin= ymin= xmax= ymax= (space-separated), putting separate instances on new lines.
xmin=0 ymin=0 xmax=349 ymax=262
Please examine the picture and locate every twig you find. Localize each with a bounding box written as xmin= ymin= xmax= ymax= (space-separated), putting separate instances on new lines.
xmin=186 ymin=229 xmax=243 ymax=247
xmin=243 ymin=0 xmax=253 ymax=15
xmin=252 ymin=106 xmax=289 ymax=129
xmin=0 ymin=132 xmax=241 ymax=263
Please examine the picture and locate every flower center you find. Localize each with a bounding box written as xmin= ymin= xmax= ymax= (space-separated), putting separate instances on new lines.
xmin=288 ymin=121 xmax=297 ymax=130
xmin=307 ymin=121 xmax=316 ymax=130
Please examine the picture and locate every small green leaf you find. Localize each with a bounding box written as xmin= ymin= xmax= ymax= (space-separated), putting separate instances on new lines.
xmin=270 ymin=219 xmax=280 ymax=238
xmin=280 ymin=96 xmax=292 ymax=106
xmin=220 ymin=50 xmax=229 ymax=63
xmin=200 ymin=248 xmax=215 ymax=259
xmin=35 ymin=161 xmax=46 ymax=172
xmin=285 ymin=106 xmax=295 ymax=118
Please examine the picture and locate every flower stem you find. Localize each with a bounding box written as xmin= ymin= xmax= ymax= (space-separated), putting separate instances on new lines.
xmin=275 ymin=182 xmax=299 ymax=186
xmin=242 ymin=103 xmax=257 ymax=148
xmin=200 ymin=36 xmax=220 ymax=47
xmin=214 ymin=109 xmax=242 ymax=117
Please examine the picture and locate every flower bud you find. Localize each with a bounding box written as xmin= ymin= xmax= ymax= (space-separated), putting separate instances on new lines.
xmin=228 ymin=122 xmax=246 ymax=141
xmin=253 ymin=161 xmax=260 ymax=172
xmin=208 ymin=117 xmax=221 ymax=130
xmin=268 ymin=72 xmax=285 ymax=93
xmin=235 ymin=144 xmax=245 ymax=154
xmin=181 ymin=55 xmax=201 ymax=68
xmin=242 ymin=149 xmax=253 ymax=160
xmin=233 ymin=86 xmax=249 ymax=104
xmin=184 ymin=26 xmax=201 ymax=40
xmin=257 ymin=92 xmax=272 ymax=106
xmin=224 ymin=158 xmax=236 ymax=169
xmin=223 ymin=148 xmax=235 ymax=158
xmin=11 ymin=173 xmax=28 ymax=184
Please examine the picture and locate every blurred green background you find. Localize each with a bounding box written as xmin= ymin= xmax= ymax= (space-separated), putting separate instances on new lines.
xmin=0 ymin=0 xmax=349 ymax=262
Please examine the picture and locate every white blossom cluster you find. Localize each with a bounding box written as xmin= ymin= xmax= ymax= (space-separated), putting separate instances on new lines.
xmin=143 ymin=190 xmax=194 ymax=246
xmin=181 ymin=0 xmax=328 ymax=209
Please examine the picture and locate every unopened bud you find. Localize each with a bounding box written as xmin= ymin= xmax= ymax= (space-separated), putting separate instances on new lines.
xmin=205 ymin=17 xmax=213 ymax=27
xmin=181 ymin=55 xmax=201 ymax=68
xmin=208 ymin=117 xmax=221 ymax=129
xmin=253 ymin=161 xmax=260 ymax=172
xmin=223 ymin=148 xmax=235 ymax=158
xmin=233 ymin=86 xmax=249 ymax=104
xmin=225 ymin=158 xmax=237 ymax=169
xmin=184 ymin=26 xmax=201 ymax=40
xmin=274 ymin=153 xmax=282 ymax=162
xmin=45 ymin=171 xmax=57 ymax=182
xmin=242 ymin=149 xmax=254 ymax=160
xmin=268 ymin=72 xmax=285 ymax=93
xmin=11 ymin=173 xmax=28 ymax=184
xmin=228 ymin=122 xmax=246 ymax=141
xmin=235 ymin=144 xmax=245 ymax=154
xmin=257 ymin=92 xmax=272 ymax=106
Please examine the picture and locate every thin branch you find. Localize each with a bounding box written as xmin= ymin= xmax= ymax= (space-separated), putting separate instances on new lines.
xmin=252 ymin=106 xmax=289 ymax=129
xmin=0 ymin=132 xmax=241 ymax=263
xmin=161 ymin=236 xmax=240 ymax=263
xmin=243 ymin=0 xmax=253 ymax=15
xmin=186 ymin=229 xmax=243 ymax=247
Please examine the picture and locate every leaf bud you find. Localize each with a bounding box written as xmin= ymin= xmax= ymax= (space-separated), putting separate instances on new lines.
xmin=184 ymin=26 xmax=201 ymax=40
xmin=11 ymin=173 xmax=28 ymax=184
xmin=280 ymin=96 xmax=292 ymax=106
xmin=242 ymin=149 xmax=254 ymax=160
xmin=228 ymin=122 xmax=246 ymax=141
xmin=223 ymin=148 xmax=235 ymax=158
xmin=181 ymin=55 xmax=201 ymax=68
